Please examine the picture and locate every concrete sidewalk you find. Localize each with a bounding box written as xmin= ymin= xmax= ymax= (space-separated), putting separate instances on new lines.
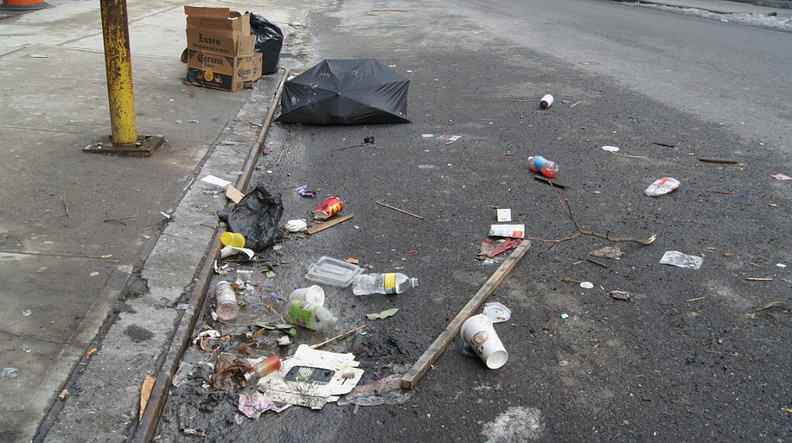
xmin=0 ymin=0 xmax=309 ymax=441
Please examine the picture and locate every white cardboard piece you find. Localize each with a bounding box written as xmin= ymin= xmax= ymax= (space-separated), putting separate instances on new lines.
xmin=257 ymin=345 xmax=364 ymax=409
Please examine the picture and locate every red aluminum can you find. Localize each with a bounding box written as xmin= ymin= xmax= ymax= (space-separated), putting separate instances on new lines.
xmin=313 ymin=197 xmax=344 ymax=220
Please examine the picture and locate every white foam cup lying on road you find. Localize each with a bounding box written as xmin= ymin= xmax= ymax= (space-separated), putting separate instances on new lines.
xmin=288 ymin=285 xmax=326 ymax=306
xmin=461 ymin=314 xmax=508 ymax=369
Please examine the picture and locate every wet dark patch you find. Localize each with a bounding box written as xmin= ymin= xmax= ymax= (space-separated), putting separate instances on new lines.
xmin=123 ymin=324 xmax=154 ymax=343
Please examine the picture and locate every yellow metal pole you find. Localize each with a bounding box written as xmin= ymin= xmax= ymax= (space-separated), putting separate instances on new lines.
xmin=100 ymin=0 xmax=137 ymax=145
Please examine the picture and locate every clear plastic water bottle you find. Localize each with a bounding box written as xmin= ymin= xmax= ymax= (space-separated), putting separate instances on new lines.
xmin=352 ymin=273 xmax=418 ymax=296
xmin=287 ymin=300 xmax=338 ymax=332
xmin=215 ymin=281 xmax=239 ymax=322
xmin=527 ymin=156 xmax=558 ymax=178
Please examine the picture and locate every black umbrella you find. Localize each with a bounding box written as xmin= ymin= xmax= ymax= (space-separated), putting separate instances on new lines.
xmin=276 ymin=58 xmax=411 ymax=125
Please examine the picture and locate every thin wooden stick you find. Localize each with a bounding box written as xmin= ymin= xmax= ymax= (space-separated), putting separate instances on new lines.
xmin=310 ymin=325 xmax=366 ymax=349
xmin=375 ymin=201 xmax=424 ymax=220
xmin=305 ymin=214 xmax=355 ymax=235
xmin=61 ymin=193 xmax=71 ymax=217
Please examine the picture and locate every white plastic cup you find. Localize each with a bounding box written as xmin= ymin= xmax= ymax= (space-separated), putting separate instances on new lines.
xmin=288 ymin=285 xmax=325 ymax=306
xmin=461 ymin=314 xmax=508 ymax=369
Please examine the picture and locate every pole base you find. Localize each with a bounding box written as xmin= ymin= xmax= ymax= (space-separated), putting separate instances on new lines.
xmin=83 ymin=135 xmax=165 ymax=157
xmin=0 ymin=2 xmax=52 ymax=10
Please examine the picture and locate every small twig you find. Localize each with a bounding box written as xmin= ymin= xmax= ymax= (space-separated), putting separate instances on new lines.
xmin=698 ymin=158 xmax=739 ymax=164
xmin=528 ymin=184 xmax=656 ymax=254
xmin=587 ymin=258 xmax=610 ymax=268
xmin=61 ymin=193 xmax=71 ymax=218
xmin=305 ymin=214 xmax=355 ymax=235
xmin=745 ymin=277 xmax=773 ymax=282
xmin=609 ymin=151 xmax=649 ymax=159
xmin=533 ymin=176 xmax=567 ymax=188
xmin=375 ymin=201 xmax=424 ymax=220
xmin=652 ymin=142 xmax=675 ymax=147
xmin=710 ymin=190 xmax=734 ymax=195
xmin=685 ymin=296 xmax=706 ymax=303
xmin=103 ymin=215 xmax=137 ymax=226
xmin=310 ymin=325 xmax=366 ymax=349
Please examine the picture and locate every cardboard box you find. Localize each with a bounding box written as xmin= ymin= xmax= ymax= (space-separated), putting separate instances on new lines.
xmin=185 ymin=50 xmax=262 ymax=92
xmin=184 ymin=6 xmax=251 ymax=34
xmin=185 ymin=28 xmax=256 ymax=56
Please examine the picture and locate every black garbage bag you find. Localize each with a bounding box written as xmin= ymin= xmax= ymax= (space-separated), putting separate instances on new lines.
xmin=217 ymin=182 xmax=283 ymax=252
xmin=249 ymin=13 xmax=283 ymax=75
xmin=276 ymin=58 xmax=411 ymax=125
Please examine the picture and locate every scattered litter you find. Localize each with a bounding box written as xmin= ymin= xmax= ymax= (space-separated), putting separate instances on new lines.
xmin=277 ymin=336 xmax=292 ymax=346
xmin=496 ymin=208 xmax=512 ymax=222
xmin=772 ymin=174 xmax=791 ymax=180
xmin=375 ymin=201 xmax=424 ymax=219
xmin=86 ymin=348 xmax=98 ymax=358
xmin=421 ymin=134 xmax=434 ymax=138
xmin=188 ymin=120 xmax=199 ymax=124
xmin=305 ymin=256 xmax=362 ymax=287
xmin=609 ymin=290 xmax=633 ymax=302
xmin=586 ymin=258 xmax=609 ymax=268
xmin=437 ymin=134 xmax=462 ymax=143
xmin=644 ymin=177 xmax=680 ymax=197
xmin=297 ymin=185 xmax=316 ymax=198
xmin=346 ymin=258 xmax=359 ymax=264
xmin=0 ymin=368 xmax=19 ymax=378
xmin=22 ymin=310 xmax=31 ymax=317
xmin=461 ymin=314 xmax=508 ymax=369
xmin=276 ymin=59 xmax=410 ymax=125
xmin=590 ymin=246 xmax=624 ymax=259
xmin=366 ymin=308 xmax=399 ymax=320
xmin=219 ymin=246 xmax=255 ymax=260
xmin=313 ymin=197 xmax=344 ymax=220
xmin=226 ymin=185 xmax=244 ymax=203
xmin=483 ymin=302 xmax=511 ymax=323
xmin=192 ymin=329 xmax=220 ymax=345
xmin=652 ymin=142 xmax=675 ymax=147
xmin=489 ymin=224 xmax=525 ymax=239
xmin=339 ymin=374 xmax=410 ymax=406
xmin=201 ymin=175 xmax=231 ymax=188
xmin=777 ymin=263 xmax=787 ymax=268
xmin=217 ymin=182 xmax=284 ymax=252
xmin=745 ymin=277 xmax=773 ymax=282
xmin=539 ymin=94 xmax=553 ymax=109
xmin=212 ymin=354 xmax=254 ymax=391
xmin=533 ymin=176 xmax=567 ymax=188
xmin=306 ymin=214 xmax=355 ymax=234
xmin=238 ymin=392 xmax=274 ymax=419
xmin=29 ymin=54 xmax=48 ymax=58
xmin=257 ymin=345 xmax=364 ymax=409
xmin=58 ymin=389 xmax=69 ymax=401
xmin=741 ymin=302 xmax=791 ymax=322
xmin=139 ymin=375 xmax=155 ymax=420
xmin=660 ymin=251 xmax=703 ymax=270
xmin=284 ymin=219 xmax=308 ymax=232
xmin=560 ymin=313 xmax=569 ymax=319
xmin=698 ymin=158 xmax=739 ymax=164
xmin=579 ymin=281 xmax=594 ymax=289
xmin=528 ymin=156 xmax=558 ymax=178
xmin=601 ymin=145 xmax=620 ymax=152
xmin=477 ymin=238 xmax=522 ymax=259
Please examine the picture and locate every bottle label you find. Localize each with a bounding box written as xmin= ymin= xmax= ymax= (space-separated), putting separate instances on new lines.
xmin=531 ymin=156 xmax=548 ymax=171
xmin=384 ymin=273 xmax=397 ymax=294
xmin=289 ymin=301 xmax=315 ymax=328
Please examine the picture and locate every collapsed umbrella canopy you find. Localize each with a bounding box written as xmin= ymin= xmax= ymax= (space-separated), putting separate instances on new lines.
xmin=276 ymin=58 xmax=411 ymax=125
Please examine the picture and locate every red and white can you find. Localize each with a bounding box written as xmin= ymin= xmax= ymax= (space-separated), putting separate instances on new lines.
xmin=313 ymin=197 xmax=344 ymax=220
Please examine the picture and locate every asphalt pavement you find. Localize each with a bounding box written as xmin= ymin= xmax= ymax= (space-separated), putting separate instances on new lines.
xmin=0 ymin=0 xmax=788 ymax=441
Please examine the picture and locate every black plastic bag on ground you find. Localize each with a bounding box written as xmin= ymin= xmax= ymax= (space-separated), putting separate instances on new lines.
xmin=217 ymin=182 xmax=283 ymax=252
xmin=249 ymin=13 xmax=283 ymax=75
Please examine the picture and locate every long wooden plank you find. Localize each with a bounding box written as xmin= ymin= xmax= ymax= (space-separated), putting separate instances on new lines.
xmin=401 ymin=240 xmax=532 ymax=389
